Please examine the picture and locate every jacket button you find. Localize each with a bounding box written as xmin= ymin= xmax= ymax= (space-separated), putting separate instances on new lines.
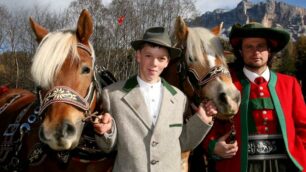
xmin=151 ymin=160 xmax=159 ymax=165
xmin=152 ymin=141 xmax=158 ymax=147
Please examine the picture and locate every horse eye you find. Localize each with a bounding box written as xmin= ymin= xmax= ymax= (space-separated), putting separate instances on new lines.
xmin=81 ymin=66 xmax=91 ymax=74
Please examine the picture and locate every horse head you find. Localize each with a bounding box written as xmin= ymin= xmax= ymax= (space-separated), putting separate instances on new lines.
xmin=173 ymin=16 xmax=241 ymax=119
xmin=30 ymin=9 xmax=97 ymax=150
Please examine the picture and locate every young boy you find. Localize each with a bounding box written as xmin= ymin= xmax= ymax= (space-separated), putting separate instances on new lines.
xmin=94 ymin=27 xmax=216 ymax=172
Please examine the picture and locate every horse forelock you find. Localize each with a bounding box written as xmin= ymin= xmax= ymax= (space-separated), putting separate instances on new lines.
xmin=185 ymin=27 xmax=225 ymax=68
xmin=88 ymin=43 xmax=96 ymax=63
xmin=31 ymin=30 xmax=80 ymax=89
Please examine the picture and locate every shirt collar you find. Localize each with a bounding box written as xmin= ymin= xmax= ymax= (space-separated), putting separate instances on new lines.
xmin=137 ymin=76 xmax=162 ymax=89
xmin=243 ymin=67 xmax=270 ymax=83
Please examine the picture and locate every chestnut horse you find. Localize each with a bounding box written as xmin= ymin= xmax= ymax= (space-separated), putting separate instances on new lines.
xmin=162 ymin=17 xmax=241 ymax=171
xmin=0 ymin=10 xmax=116 ymax=172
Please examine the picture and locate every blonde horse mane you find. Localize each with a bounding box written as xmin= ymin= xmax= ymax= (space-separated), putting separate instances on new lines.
xmin=185 ymin=27 xmax=225 ymax=67
xmin=31 ymin=30 xmax=94 ymax=89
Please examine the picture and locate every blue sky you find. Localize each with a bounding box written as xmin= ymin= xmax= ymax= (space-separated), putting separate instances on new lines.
xmin=0 ymin=0 xmax=305 ymax=14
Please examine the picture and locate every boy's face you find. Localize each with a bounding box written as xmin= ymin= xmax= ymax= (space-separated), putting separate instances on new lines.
xmin=136 ymin=44 xmax=169 ymax=83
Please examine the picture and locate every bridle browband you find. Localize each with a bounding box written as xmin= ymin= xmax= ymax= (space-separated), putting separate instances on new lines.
xmin=187 ymin=65 xmax=230 ymax=88
xmin=39 ymin=83 xmax=95 ymax=116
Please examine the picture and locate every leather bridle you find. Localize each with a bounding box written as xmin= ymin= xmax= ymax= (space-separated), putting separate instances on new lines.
xmin=38 ymin=43 xmax=98 ymax=122
xmin=177 ymin=50 xmax=230 ymax=106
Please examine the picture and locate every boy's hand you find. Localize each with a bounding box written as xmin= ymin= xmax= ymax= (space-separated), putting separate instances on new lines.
xmin=193 ymin=100 xmax=217 ymax=125
xmin=93 ymin=112 xmax=113 ymax=135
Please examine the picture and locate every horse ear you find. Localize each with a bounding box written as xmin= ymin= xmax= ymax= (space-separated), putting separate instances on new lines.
xmin=29 ymin=17 xmax=49 ymax=43
xmin=211 ymin=22 xmax=223 ymax=36
xmin=174 ymin=16 xmax=188 ymax=44
xmin=77 ymin=9 xmax=93 ymax=44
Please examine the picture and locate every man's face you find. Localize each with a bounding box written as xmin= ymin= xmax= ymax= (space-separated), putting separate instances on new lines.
xmin=136 ymin=44 xmax=169 ymax=83
xmin=241 ymin=38 xmax=270 ymax=73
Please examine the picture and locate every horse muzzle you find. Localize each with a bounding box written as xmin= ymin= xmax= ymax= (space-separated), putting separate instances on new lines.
xmin=215 ymin=90 xmax=241 ymax=120
xmin=39 ymin=120 xmax=83 ymax=150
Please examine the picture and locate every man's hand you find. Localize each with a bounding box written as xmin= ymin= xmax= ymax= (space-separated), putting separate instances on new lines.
xmin=93 ymin=112 xmax=113 ymax=135
xmin=193 ymin=100 xmax=218 ymax=125
xmin=214 ymin=131 xmax=238 ymax=158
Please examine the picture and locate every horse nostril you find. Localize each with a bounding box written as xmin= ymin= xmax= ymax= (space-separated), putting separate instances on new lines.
xmin=65 ymin=123 xmax=75 ymax=136
xmin=56 ymin=122 xmax=76 ymax=139
xmin=219 ymin=92 xmax=227 ymax=103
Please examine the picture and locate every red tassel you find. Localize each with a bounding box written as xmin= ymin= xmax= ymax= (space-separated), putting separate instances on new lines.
xmin=117 ymin=16 xmax=125 ymax=26
xmin=0 ymin=85 xmax=9 ymax=96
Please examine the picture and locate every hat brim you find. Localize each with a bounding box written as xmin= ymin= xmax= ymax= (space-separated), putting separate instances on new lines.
xmin=229 ymin=27 xmax=290 ymax=53
xmin=131 ymin=40 xmax=181 ymax=59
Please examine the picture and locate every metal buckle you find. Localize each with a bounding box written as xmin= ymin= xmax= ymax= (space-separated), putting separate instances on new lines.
xmin=248 ymin=134 xmax=287 ymax=160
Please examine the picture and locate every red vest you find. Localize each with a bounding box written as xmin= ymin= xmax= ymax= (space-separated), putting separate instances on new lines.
xmin=249 ymin=78 xmax=279 ymax=134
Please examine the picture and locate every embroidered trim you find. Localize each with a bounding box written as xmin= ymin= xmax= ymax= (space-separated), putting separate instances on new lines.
xmin=28 ymin=143 xmax=47 ymax=166
xmin=40 ymin=86 xmax=91 ymax=115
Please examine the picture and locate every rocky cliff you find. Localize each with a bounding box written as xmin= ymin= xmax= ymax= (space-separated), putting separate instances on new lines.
xmin=190 ymin=0 xmax=306 ymax=40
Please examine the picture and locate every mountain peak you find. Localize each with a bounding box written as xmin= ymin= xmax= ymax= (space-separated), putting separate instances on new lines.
xmin=190 ymin=0 xmax=306 ymax=40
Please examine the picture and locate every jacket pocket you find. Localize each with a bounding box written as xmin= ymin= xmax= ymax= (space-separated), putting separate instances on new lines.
xmin=169 ymin=123 xmax=183 ymax=127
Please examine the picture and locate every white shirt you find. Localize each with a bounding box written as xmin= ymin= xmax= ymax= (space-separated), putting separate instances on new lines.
xmin=137 ymin=76 xmax=163 ymax=125
xmin=243 ymin=67 xmax=270 ymax=84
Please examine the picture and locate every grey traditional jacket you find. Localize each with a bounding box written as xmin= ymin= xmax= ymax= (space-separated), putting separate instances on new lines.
xmin=95 ymin=76 xmax=212 ymax=172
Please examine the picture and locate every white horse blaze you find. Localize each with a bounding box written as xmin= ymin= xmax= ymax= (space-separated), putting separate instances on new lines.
xmin=207 ymin=54 xmax=216 ymax=68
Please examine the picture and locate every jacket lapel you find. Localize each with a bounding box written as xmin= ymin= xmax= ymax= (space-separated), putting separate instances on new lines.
xmin=153 ymin=79 xmax=178 ymax=133
xmin=154 ymin=87 xmax=177 ymax=133
xmin=122 ymin=76 xmax=153 ymax=129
